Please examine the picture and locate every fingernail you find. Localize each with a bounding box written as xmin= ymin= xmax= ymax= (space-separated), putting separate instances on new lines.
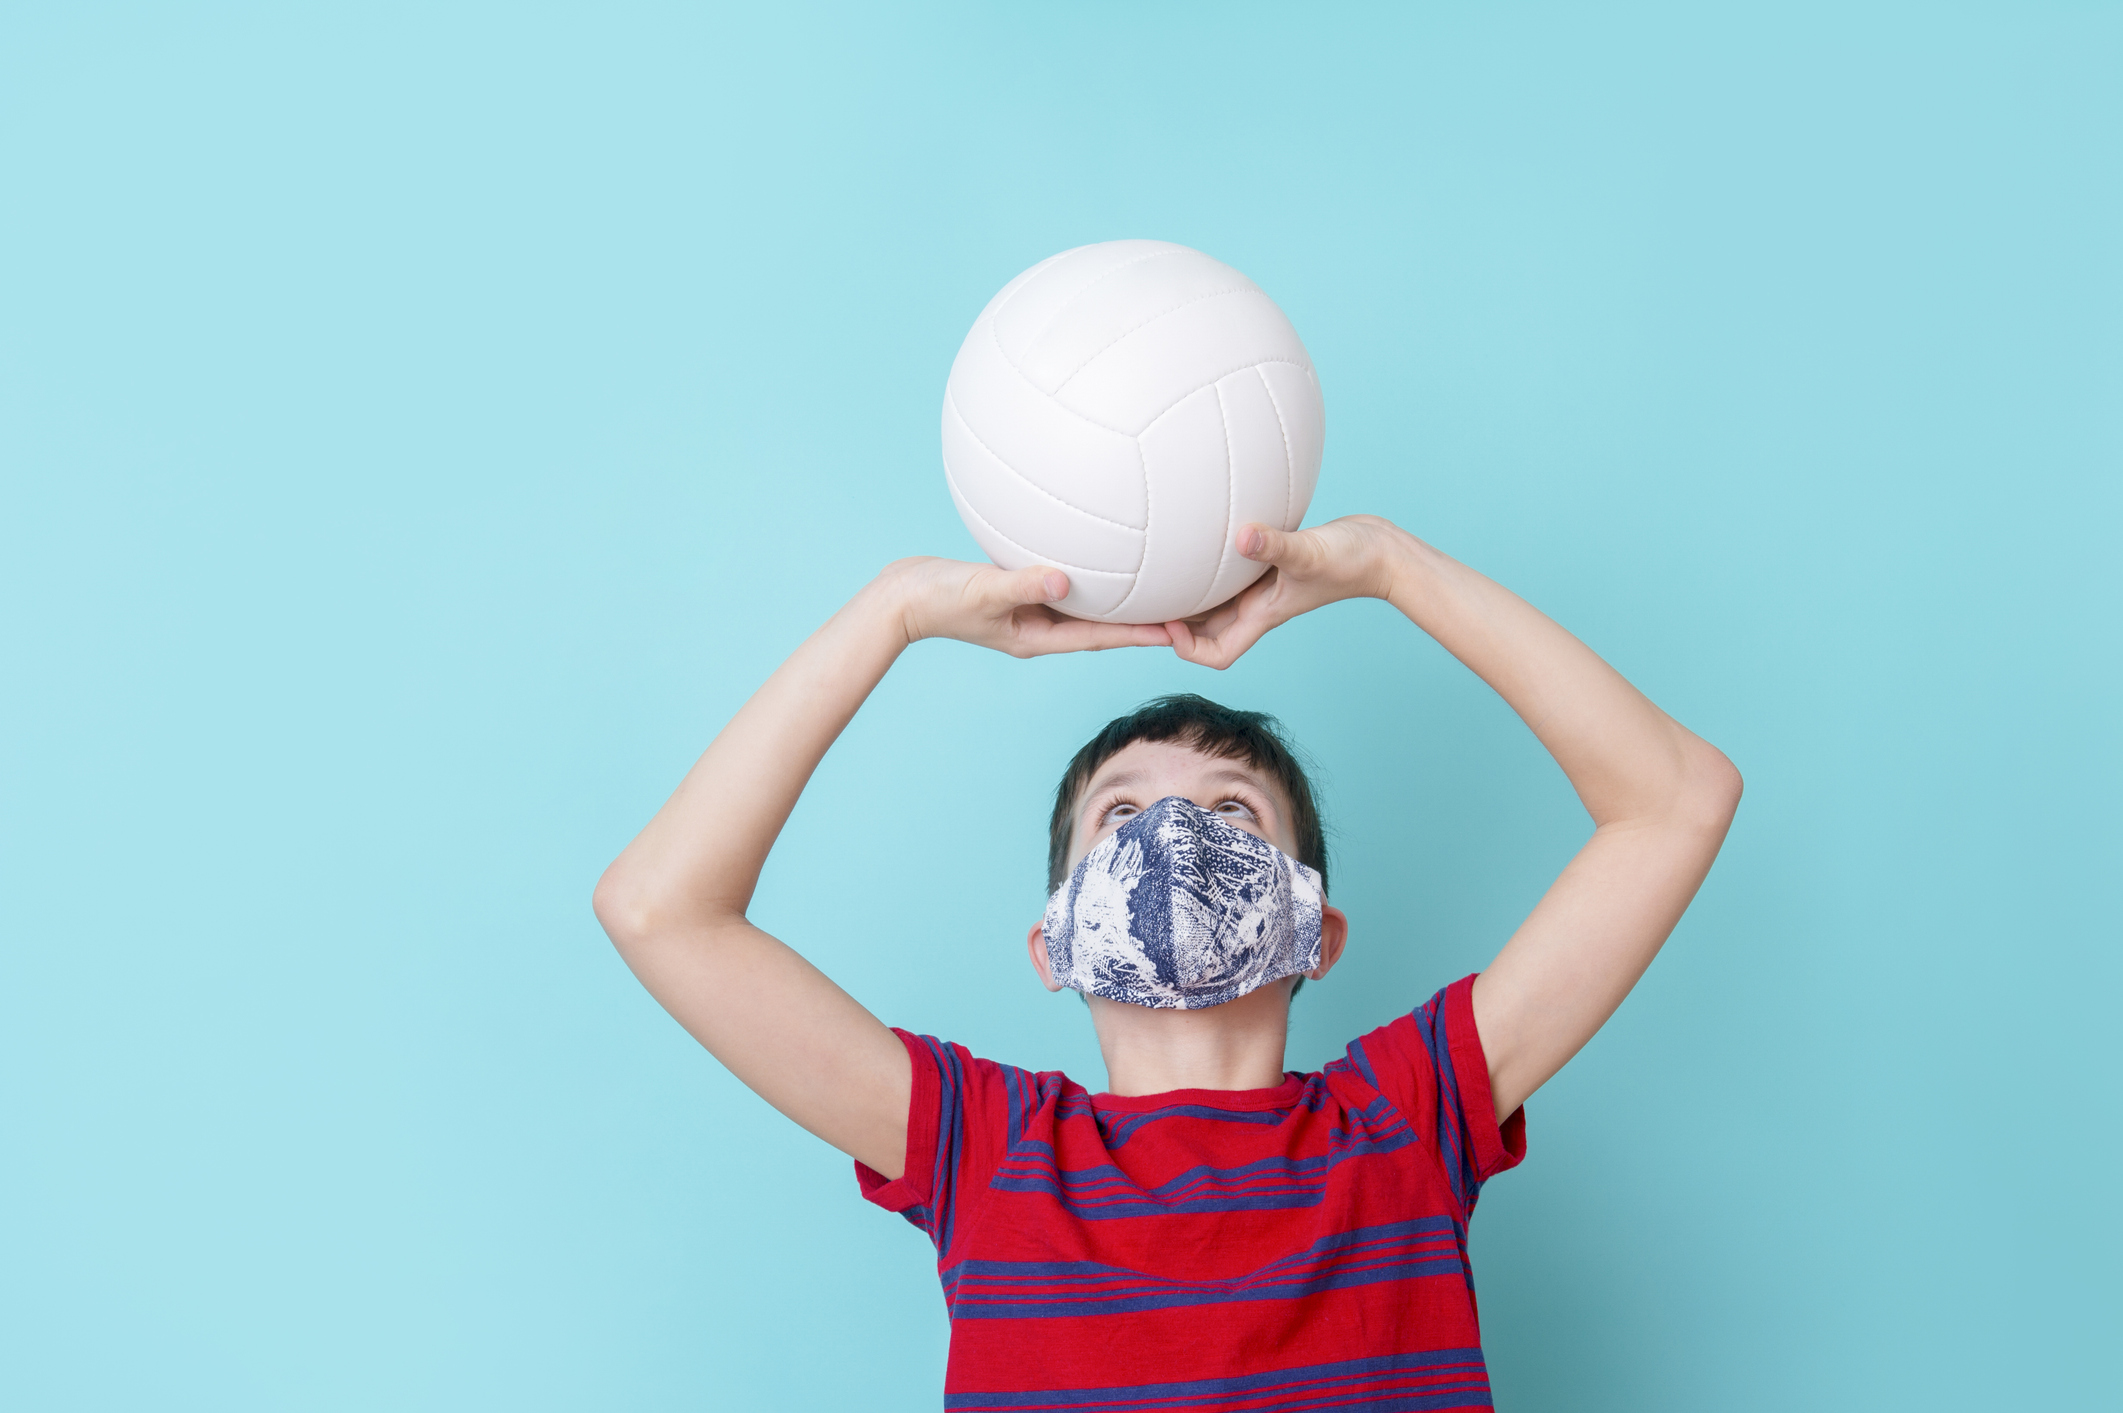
xmin=1239 ymin=527 xmax=1263 ymax=556
xmin=1044 ymin=572 xmax=1067 ymax=601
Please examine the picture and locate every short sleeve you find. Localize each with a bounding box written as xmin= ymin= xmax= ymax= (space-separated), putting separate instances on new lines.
xmin=1339 ymin=974 xmax=1526 ymax=1217
xmin=853 ymin=1030 xmax=1022 ymax=1257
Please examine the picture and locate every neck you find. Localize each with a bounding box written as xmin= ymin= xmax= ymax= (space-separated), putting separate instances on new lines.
xmin=1087 ymin=981 xmax=1295 ymax=1096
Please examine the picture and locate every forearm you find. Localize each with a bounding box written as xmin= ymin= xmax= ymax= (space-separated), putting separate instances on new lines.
xmin=1379 ymin=528 xmax=1725 ymax=826
xmin=595 ymin=580 xmax=910 ymax=934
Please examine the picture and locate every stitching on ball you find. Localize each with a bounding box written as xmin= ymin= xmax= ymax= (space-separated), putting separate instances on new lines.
xmin=1101 ymin=462 xmax=1155 ymax=622
xmin=945 ymin=461 xmax=1135 ymax=582
xmin=1136 ymin=359 xmax=1309 ymax=439
xmin=1010 ymin=246 xmax=1196 ymax=367
xmin=1256 ymin=364 xmax=1295 ymax=530
xmin=978 ymin=260 xmax=1059 ymax=335
xmin=1049 ymin=286 xmax=1257 ymax=396
xmin=987 ymin=319 xmax=1135 ymax=438
xmin=1189 ymin=380 xmax=1238 ymax=619
xmin=946 ymin=393 xmax=1148 ymax=539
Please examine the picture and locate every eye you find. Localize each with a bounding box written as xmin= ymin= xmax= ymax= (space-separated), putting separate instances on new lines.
xmin=1214 ymin=799 xmax=1257 ymax=821
xmin=1099 ymin=801 xmax=1140 ymax=826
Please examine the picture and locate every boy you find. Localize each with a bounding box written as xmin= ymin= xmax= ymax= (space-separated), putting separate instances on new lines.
xmin=595 ymin=514 xmax=1741 ymax=1409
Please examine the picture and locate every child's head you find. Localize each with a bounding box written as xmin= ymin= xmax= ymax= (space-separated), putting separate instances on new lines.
xmin=1032 ymin=695 xmax=1346 ymax=1012
xmin=1047 ymin=694 xmax=1329 ymax=897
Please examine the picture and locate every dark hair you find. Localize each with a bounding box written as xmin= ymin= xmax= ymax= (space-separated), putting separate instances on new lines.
xmin=1046 ymin=694 xmax=1329 ymax=896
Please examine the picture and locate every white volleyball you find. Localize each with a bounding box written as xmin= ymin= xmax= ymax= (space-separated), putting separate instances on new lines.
xmin=941 ymin=240 xmax=1324 ymax=624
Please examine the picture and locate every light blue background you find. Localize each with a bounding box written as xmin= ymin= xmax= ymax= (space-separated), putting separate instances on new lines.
xmin=4 ymin=4 xmax=2116 ymax=1409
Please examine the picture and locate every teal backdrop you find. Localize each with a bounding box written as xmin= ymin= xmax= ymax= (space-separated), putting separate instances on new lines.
xmin=4 ymin=4 xmax=2117 ymax=1409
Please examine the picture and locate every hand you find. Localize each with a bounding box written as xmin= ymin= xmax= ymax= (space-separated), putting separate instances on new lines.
xmin=880 ymin=557 xmax=1174 ymax=658
xmin=1166 ymin=515 xmax=1408 ymax=669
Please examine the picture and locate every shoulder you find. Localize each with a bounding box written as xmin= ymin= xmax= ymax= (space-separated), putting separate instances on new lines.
xmin=1324 ymin=982 xmax=1464 ymax=1100
xmin=1324 ymin=979 xmax=1528 ymax=1210
xmin=1322 ymin=977 xmax=1503 ymax=1140
xmin=892 ymin=1029 xmax=1076 ymax=1132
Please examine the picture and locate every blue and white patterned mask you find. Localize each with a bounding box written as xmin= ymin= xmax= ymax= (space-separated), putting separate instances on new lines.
xmin=1043 ymin=795 xmax=1324 ymax=1010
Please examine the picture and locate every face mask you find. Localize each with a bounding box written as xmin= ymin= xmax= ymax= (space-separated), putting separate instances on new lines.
xmin=1043 ymin=795 xmax=1324 ymax=1010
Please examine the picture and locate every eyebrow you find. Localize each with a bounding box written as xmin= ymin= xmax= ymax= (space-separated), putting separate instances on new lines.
xmin=1080 ymin=765 xmax=1279 ymax=806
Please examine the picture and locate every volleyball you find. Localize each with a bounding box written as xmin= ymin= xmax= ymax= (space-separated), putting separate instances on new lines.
xmin=941 ymin=240 xmax=1324 ymax=624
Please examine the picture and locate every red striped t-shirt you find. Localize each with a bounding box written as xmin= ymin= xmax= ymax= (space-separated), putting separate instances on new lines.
xmin=856 ymin=974 xmax=1527 ymax=1411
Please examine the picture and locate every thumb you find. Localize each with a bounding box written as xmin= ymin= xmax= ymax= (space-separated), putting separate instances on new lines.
xmin=999 ymin=564 xmax=1070 ymax=606
xmin=1236 ymin=523 xmax=1316 ymax=570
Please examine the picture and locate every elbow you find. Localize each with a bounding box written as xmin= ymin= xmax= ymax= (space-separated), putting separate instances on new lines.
xmin=592 ymin=864 xmax=742 ymax=952
xmin=592 ymin=865 xmax=658 ymax=951
xmin=1677 ymin=737 xmax=1744 ymax=831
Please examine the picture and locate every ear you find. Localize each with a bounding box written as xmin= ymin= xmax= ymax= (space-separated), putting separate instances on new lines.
xmin=1027 ymin=921 xmax=1065 ymax=993
xmin=1305 ymin=904 xmax=1350 ymax=981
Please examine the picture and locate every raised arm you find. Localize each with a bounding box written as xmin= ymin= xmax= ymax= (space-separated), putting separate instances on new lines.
xmin=593 ymin=559 xmax=1168 ymax=1176
xmin=1167 ymin=516 xmax=1742 ymax=1118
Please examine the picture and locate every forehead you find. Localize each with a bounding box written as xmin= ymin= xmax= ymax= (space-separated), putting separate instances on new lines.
xmin=1076 ymin=739 xmax=1292 ymax=816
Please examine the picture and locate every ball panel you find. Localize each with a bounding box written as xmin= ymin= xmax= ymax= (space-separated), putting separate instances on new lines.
xmin=972 ymin=248 xmax=1068 ymax=327
xmin=943 ymin=472 xmax=1139 ymax=619
xmin=941 ymin=398 xmax=1144 ymax=574
xmin=944 ymin=463 xmax=1026 ymax=569
xmin=1014 ymin=251 xmax=1256 ymax=395
xmin=1193 ymin=370 xmax=1297 ymax=610
xmin=989 ymin=240 xmax=1194 ymax=369
xmin=1126 ymin=385 xmax=1242 ymax=623
xmin=1057 ymin=572 xmax=1141 ymax=619
xmin=946 ymin=317 xmax=1148 ymax=526
xmin=1256 ymin=361 xmax=1324 ymax=519
xmin=1054 ymin=289 xmax=1312 ymax=435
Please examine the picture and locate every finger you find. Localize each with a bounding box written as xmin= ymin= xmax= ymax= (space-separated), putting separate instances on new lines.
xmin=1025 ymin=615 xmax=1171 ymax=655
xmin=1172 ymin=604 xmax=1275 ymax=670
xmin=1187 ymin=593 xmax=1248 ymax=641
xmin=1172 ymin=567 xmax=1277 ymax=649
xmin=1164 ymin=617 xmax=1199 ymax=658
xmin=1101 ymin=622 xmax=1174 ymax=648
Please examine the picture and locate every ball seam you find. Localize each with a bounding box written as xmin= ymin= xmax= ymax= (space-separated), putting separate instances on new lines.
xmin=1001 ymin=245 xmax=1199 ymax=369
xmin=986 ymin=317 xmax=1134 ymax=439
xmin=945 ymin=393 xmax=1149 ymax=543
xmin=1097 ymin=455 xmax=1156 ymax=623
xmin=1256 ymin=364 xmax=1297 ymax=531
xmin=1135 ymin=358 xmax=1311 ymax=439
xmin=1048 ymin=286 xmax=1259 ymax=396
xmin=1193 ymin=379 xmax=1238 ymax=618
xmin=943 ymin=459 xmax=1136 ymax=582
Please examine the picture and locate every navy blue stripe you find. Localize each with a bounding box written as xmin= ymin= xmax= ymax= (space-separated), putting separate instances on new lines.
xmin=1089 ymin=1077 xmax=1335 ymax=1148
xmin=946 ymin=1381 xmax=1490 ymax=1411
xmin=1413 ymin=991 xmax=1473 ymax=1217
xmin=1344 ymin=1031 xmax=1387 ymax=1096
xmin=947 ymin=1214 xmax=1454 ymax=1281
xmin=1002 ymin=1143 xmax=1412 ymax=1193
xmin=985 ymin=1188 xmax=1328 ymax=1218
xmin=1099 ymin=1103 xmax=1287 ymax=1149
xmin=941 ymin=1218 xmax=1464 ymax=1319
xmin=928 ymin=1036 xmax=968 ymax=1253
xmin=1003 ymin=1061 xmax=1026 ymax=1147
xmin=950 ymin=1226 xmax=1454 ymax=1285
xmin=946 ymin=1254 xmax=1467 ymax=1318
xmin=949 ymin=1387 xmax=1489 ymax=1413
xmin=991 ymin=1126 xmax=1418 ymax=1219
xmin=942 ymin=1348 xmax=1491 ymax=1411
